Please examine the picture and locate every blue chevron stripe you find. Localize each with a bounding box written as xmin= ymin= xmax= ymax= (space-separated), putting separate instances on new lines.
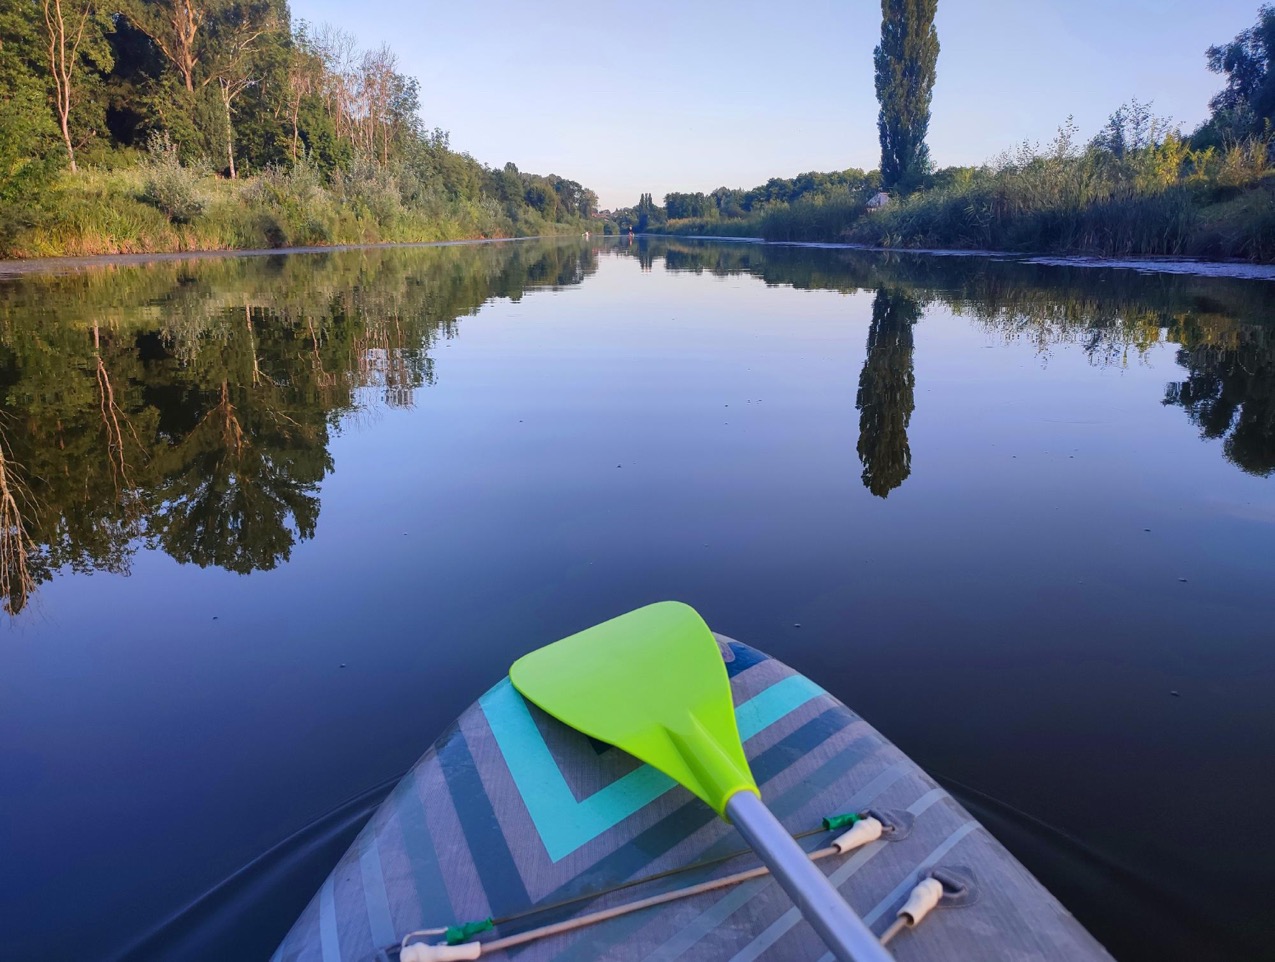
xmin=478 ymin=674 xmax=824 ymax=862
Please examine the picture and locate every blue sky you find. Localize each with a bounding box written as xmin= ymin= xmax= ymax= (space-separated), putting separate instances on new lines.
xmin=289 ymin=0 xmax=1262 ymax=209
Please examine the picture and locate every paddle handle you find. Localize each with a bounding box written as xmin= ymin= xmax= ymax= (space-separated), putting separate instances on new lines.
xmin=725 ymin=791 xmax=894 ymax=962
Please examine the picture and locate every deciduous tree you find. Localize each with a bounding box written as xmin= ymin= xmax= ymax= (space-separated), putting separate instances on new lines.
xmin=41 ymin=0 xmax=112 ymax=171
xmin=1204 ymin=3 xmax=1275 ymax=137
xmin=120 ymin=0 xmax=205 ymax=92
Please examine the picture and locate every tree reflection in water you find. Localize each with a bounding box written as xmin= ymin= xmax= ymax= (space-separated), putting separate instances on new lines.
xmin=2 ymin=237 xmax=1273 ymax=612
xmin=1165 ymin=325 xmax=1274 ymax=477
xmin=0 ymin=240 xmax=598 ymax=610
xmin=856 ymin=288 xmax=923 ymax=498
xmin=627 ymin=238 xmax=1275 ymax=493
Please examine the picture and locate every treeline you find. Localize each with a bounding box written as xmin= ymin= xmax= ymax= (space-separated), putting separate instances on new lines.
xmin=613 ymin=171 xmax=880 ymax=235
xmin=0 ymin=0 xmax=599 ymax=256
xmin=626 ymin=4 xmax=1275 ymax=262
xmin=836 ymin=101 xmax=1275 ymax=261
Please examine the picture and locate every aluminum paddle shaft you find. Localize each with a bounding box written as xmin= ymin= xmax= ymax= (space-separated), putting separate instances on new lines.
xmin=725 ymin=791 xmax=894 ymax=962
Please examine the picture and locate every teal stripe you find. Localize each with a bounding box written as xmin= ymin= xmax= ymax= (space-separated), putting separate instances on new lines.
xmin=550 ymin=708 xmax=869 ymax=962
xmin=733 ymin=676 xmax=825 ymax=743
xmin=318 ymin=875 xmax=341 ymax=962
xmin=479 ymin=674 xmax=824 ymax=862
xmin=358 ymin=829 xmax=396 ymax=949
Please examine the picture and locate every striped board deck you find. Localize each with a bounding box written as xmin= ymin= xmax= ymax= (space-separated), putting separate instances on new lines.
xmin=274 ymin=636 xmax=1113 ymax=961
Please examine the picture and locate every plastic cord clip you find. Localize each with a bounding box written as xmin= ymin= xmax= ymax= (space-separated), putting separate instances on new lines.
xmin=400 ymin=941 xmax=482 ymax=962
xmin=831 ymin=815 xmax=883 ymax=853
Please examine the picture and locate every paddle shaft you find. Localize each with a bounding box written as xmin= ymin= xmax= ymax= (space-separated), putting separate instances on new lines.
xmin=725 ymin=791 xmax=894 ymax=962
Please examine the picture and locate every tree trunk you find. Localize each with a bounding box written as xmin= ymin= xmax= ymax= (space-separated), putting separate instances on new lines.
xmin=222 ymin=85 xmax=237 ymax=179
xmin=178 ymin=0 xmax=197 ymax=91
xmin=44 ymin=0 xmax=85 ymax=172
xmin=59 ymin=108 xmax=77 ymax=173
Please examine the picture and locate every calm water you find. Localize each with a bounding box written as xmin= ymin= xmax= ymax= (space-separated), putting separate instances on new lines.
xmin=1 ymin=238 xmax=1272 ymax=962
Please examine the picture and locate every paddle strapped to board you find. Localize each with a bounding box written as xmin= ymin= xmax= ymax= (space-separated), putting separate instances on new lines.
xmin=273 ymin=602 xmax=1114 ymax=962
xmin=509 ymin=601 xmax=893 ymax=962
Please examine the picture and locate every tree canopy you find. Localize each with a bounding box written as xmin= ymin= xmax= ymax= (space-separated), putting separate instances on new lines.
xmin=1201 ymin=3 xmax=1275 ymax=141
xmin=0 ymin=0 xmax=600 ymax=248
xmin=874 ymin=0 xmax=940 ymax=193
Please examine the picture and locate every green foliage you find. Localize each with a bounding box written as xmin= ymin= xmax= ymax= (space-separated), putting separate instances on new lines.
xmin=874 ymin=0 xmax=940 ymax=193
xmin=0 ymin=0 xmax=59 ymax=240
xmin=630 ymin=170 xmax=880 ymax=233
xmin=836 ymin=110 xmax=1275 ymax=260
xmin=332 ymin=155 xmax=401 ymax=225
xmin=635 ymin=192 xmax=666 ymax=232
xmin=0 ymin=0 xmax=602 ymax=256
xmin=140 ymin=134 xmax=205 ymax=223
xmin=759 ymin=191 xmax=877 ymax=241
xmin=652 ymin=1 xmax=1273 ymax=264
xmin=652 ymin=102 xmax=1274 ymax=262
xmin=665 ymin=192 xmax=714 ymax=220
xmin=242 ymin=158 xmax=334 ymax=245
xmin=1203 ymin=4 xmax=1275 ymax=140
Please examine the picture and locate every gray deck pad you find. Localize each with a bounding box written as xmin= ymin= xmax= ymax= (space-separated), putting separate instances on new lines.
xmin=275 ymin=638 xmax=1112 ymax=961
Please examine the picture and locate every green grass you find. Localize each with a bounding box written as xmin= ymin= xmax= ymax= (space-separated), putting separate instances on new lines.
xmin=2 ymin=165 xmax=589 ymax=259
xmin=656 ymin=135 xmax=1275 ymax=264
xmin=660 ymin=216 xmax=766 ymax=238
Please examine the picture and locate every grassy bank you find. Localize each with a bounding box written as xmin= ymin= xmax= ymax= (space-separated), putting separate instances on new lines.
xmin=1 ymin=163 xmax=592 ymax=259
xmin=650 ymin=123 xmax=1275 ymax=264
xmin=755 ymin=136 xmax=1275 ymax=262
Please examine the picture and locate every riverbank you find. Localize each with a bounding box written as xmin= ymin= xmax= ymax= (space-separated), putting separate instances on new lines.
xmin=659 ymin=177 xmax=1275 ymax=263
xmin=0 ymin=236 xmax=540 ymax=279
xmin=0 ymin=166 xmax=594 ymax=260
xmin=645 ymin=235 xmax=1275 ymax=282
xmin=652 ymin=130 xmax=1275 ymax=264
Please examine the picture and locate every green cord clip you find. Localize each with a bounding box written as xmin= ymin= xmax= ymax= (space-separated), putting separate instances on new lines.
xmin=445 ymin=918 xmax=494 ymax=945
xmin=822 ymin=812 xmax=865 ymax=831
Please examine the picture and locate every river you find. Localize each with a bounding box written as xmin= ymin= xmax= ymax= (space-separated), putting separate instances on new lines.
xmin=0 ymin=237 xmax=1271 ymax=961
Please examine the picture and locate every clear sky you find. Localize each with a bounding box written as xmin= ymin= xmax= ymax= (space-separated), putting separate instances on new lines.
xmin=288 ymin=0 xmax=1263 ymax=209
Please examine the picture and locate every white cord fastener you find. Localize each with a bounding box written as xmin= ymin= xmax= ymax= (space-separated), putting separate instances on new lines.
xmin=897 ymin=877 xmax=944 ymax=926
xmin=400 ymin=941 xmax=482 ymax=962
xmin=830 ymin=816 xmax=883 ymax=853
xmin=397 ymin=815 xmax=895 ymax=960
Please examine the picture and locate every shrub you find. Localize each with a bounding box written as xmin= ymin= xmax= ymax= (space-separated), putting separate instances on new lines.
xmin=242 ymin=158 xmax=336 ymax=247
xmin=140 ymin=134 xmax=205 ymax=224
xmin=333 ymin=156 xmax=402 ymax=226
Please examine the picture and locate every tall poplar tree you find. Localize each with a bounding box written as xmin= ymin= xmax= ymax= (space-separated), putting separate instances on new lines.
xmin=874 ymin=0 xmax=939 ymax=193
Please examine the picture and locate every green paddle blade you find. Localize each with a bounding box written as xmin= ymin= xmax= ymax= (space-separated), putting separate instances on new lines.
xmin=510 ymin=601 xmax=759 ymax=817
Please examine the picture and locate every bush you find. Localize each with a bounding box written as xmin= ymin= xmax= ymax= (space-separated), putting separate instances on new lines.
xmin=140 ymin=134 xmax=205 ymax=224
xmin=333 ymin=156 xmax=402 ymax=226
xmin=761 ymin=192 xmax=873 ymax=242
xmin=242 ymin=158 xmax=337 ymax=247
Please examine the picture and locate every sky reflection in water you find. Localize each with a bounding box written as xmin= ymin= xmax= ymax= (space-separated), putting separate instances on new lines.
xmin=0 ymin=238 xmax=1271 ymax=962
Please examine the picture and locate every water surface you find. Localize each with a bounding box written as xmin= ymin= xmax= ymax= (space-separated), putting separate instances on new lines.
xmin=1 ymin=238 xmax=1272 ymax=962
